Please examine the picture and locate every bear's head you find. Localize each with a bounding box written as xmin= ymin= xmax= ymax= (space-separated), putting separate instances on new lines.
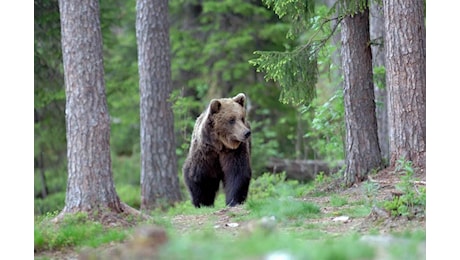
xmin=208 ymin=93 xmax=251 ymax=150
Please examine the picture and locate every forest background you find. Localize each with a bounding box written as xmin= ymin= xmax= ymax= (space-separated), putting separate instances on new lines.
xmin=2 ymin=0 xmax=455 ymax=258
xmin=34 ymin=0 xmax=354 ymax=214
xmin=32 ymin=0 xmax=428 ymax=212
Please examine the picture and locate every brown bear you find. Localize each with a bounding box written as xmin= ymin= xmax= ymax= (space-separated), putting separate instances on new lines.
xmin=183 ymin=93 xmax=252 ymax=208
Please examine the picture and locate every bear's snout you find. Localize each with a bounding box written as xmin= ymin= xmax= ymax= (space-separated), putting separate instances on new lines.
xmin=244 ymin=130 xmax=251 ymax=139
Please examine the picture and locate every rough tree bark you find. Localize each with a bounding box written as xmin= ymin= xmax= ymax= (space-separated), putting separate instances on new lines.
xmin=136 ymin=0 xmax=182 ymax=211
xmin=383 ymin=0 xmax=426 ymax=170
xmin=58 ymin=0 xmax=123 ymax=215
xmin=340 ymin=4 xmax=382 ymax=186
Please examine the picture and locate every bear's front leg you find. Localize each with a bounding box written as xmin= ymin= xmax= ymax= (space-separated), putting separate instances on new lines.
xmin=183 ymin=153 xmax=222 ymax=208
xmin=219 ymin=144 xmax=252 ymax=207
xmin=189 ymin=176 xmax=220 ymax=208
xmin=225 ymin=173 xmax=251 ymax=207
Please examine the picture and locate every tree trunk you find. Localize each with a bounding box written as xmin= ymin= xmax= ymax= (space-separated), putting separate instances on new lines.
xmin=370 ymin=0 xmax=389 ymax=163
xmin=383 ymin=0 xmax=426 ymax=170
xmin=136 ymin=0 xmax=182 ymax=211
xmin=38 ymin=152 xmax=49 ymax=198
xmin=58 ymin=0 xmax=122 ymax=214
xmin=340 ymin=4 xmax=382 ymax=186
xmin=324 ymin=0 xmax=343 ymax=88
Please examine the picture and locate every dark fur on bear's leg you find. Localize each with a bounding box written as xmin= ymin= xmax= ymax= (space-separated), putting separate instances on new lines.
xmin=186 ymin=176 xmax=220 ymax=207
xmin=220 ymin=143 xmax=252 ymax=207
xmin=224 ymin=173 xmax=250 ymax=207
xmin=183 ymin=151 xmax=222 ymax=208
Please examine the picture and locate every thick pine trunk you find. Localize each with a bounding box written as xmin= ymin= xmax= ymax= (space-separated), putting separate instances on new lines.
xmin=137 ymin=0 xmax=182 ymax=211
xmin=383 ymin=0 xmax=426 ymax=169
xmin=341 ymin=6 xmax=382 ymax=186
xmin=59 ymin=0 xmax=122 ymax=214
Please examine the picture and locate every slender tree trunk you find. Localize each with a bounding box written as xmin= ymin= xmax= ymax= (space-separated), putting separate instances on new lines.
xmin=39 ymin=152 xmax=49 ymax=198
xmin=383 ymin=0 xmax=426 ymax=170
xmin=370 ymin=0 xmax=389 ymax=163
xmin=340 ymin=4 xmax=382 ymax=186
xmin=324 ymin=0 xmax=343 ymax=88
xmin=172 ymin=2 xmax=202 ymax=98
xmin=137 ymin=0 xmax=182 ymax=211
xmin=58 ymin=0 xmax=122 ymax=214
xmin=295 ymin=108 xmax=304 ymax=159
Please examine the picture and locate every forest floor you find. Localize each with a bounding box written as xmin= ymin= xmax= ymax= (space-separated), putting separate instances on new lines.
xmin=172 ymin=167 xmax=426 ymax=236
xmin=35 ymin=167 xmax=426 ymax=260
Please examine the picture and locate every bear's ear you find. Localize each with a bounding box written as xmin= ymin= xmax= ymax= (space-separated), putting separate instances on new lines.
xmin=210 ymin=99 xmax=221 ymax=114
xmin=233 ymin=93 xmax=246 ymax=107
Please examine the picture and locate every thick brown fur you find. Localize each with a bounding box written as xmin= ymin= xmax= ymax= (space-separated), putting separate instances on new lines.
xmin=183 ymin=93 xmax=252 ymax=208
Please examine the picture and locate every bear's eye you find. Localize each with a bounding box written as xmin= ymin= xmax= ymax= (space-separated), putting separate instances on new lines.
xmin=229 ymin=118 xmax=236 ymax=124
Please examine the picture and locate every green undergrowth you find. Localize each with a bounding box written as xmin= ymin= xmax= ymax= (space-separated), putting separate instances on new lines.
xmin=383 ymin=158 xmax=426 ymax=218
xmin=159 ymin=232 xmax=376 ymax=260
xmin=246 ymin=197 xmax=320 ymax=220
xmin=34 ymin=212 xmax=129 ymax=252
xmin=35 ymin=171 xmax=425 ymax=259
